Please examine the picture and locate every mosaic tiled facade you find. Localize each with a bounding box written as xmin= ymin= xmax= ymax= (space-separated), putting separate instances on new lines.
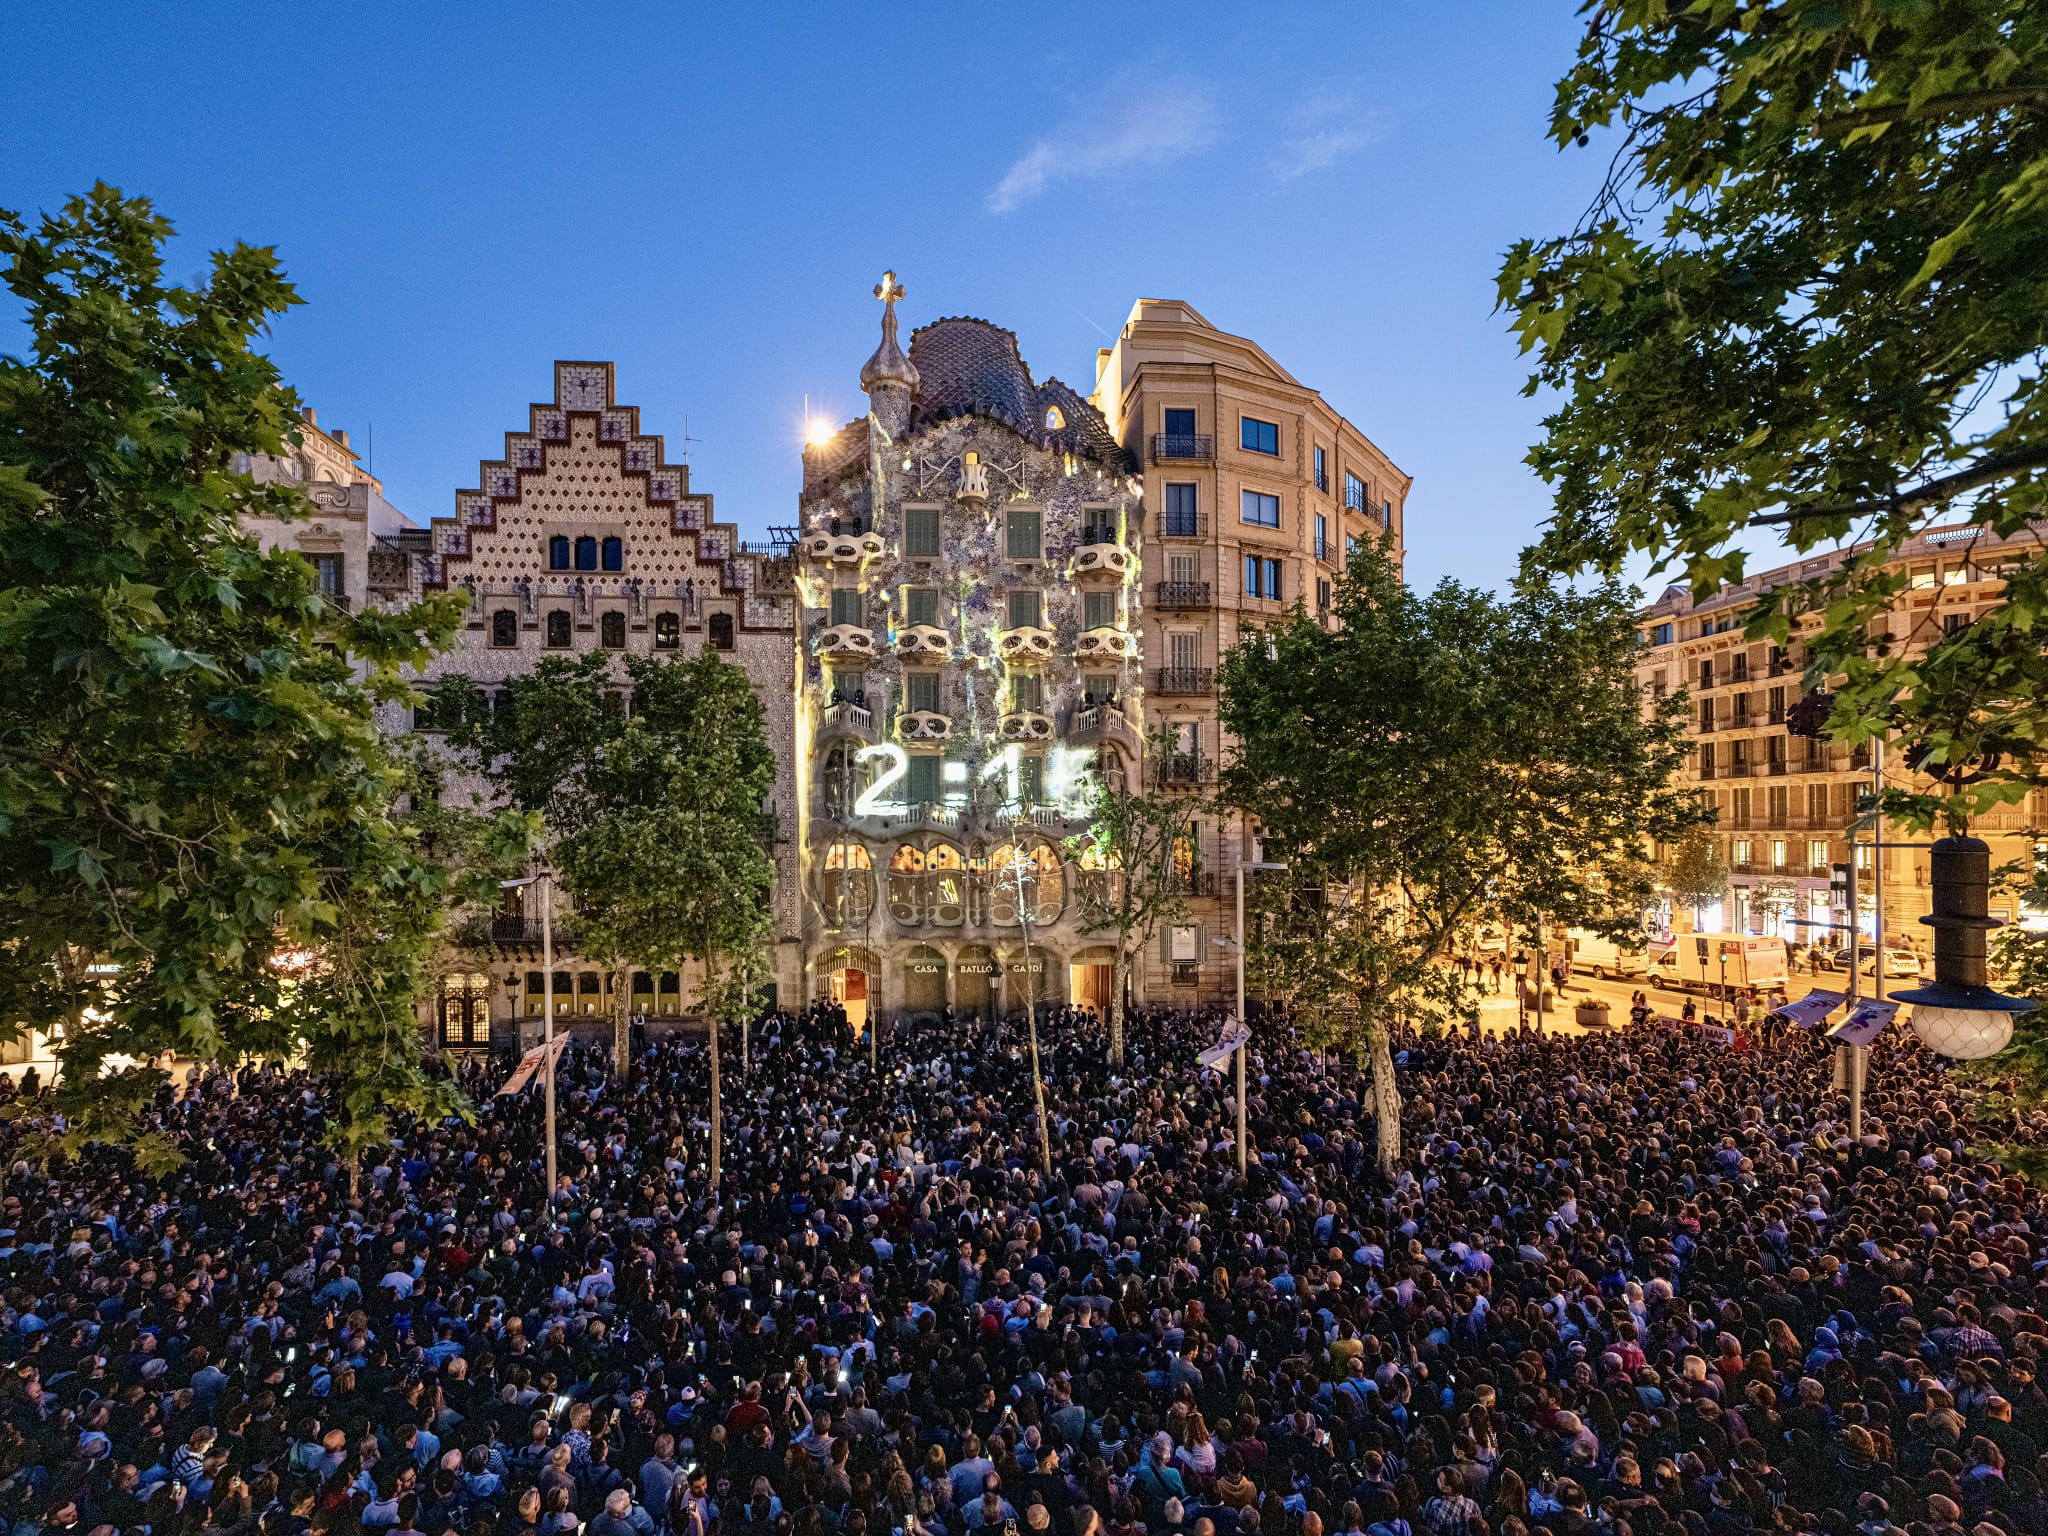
xmin=794 ymin=288 xmax=1146 ymax=1026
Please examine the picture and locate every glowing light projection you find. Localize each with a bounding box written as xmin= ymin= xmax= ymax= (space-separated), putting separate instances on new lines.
xmin=852 ymin=743 xmax=1096 ymax=817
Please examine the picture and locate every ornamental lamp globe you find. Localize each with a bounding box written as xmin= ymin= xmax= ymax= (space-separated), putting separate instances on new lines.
xmin=1894 ymin=835 xmax=2035 ymax=1062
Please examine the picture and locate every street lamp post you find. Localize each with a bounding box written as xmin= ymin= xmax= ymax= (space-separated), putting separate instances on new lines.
xmin=500 ymin=869 xmax=558 ymax=1220
xmin=1236 ymin=857 xmax=1290 ymax=1179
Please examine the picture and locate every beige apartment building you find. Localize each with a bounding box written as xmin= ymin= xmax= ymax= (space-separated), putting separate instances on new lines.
xmin=1092 ymin=299 xmax=1410 ymax=1004
xmin=1638 ymin=525 xmax=2047 ymax=952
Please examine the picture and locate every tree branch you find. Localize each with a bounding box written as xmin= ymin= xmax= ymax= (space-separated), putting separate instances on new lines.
xmin=1816 ymin=85 xmax=2048 ymax=136
xmin=1749 ymin=444 xmax=2048 ymax=526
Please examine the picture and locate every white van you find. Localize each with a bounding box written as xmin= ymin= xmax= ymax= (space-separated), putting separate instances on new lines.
xmin=1566 ymin=929 xmax=1649 ymax=980
xmin=1647 ymin=932 xmax=1789 ymax=993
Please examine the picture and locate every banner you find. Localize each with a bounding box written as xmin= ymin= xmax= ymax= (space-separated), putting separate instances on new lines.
xmin=1827 ymin=998 xmax=1898 ymax=1049
xmin=1198 ymin=1025 xmax=1249 ymax=1072
xmin=1775 ymin=990 xmax=1845 ymax=1031
xmin=496 ymin=1033 xmax=568 ymax=1096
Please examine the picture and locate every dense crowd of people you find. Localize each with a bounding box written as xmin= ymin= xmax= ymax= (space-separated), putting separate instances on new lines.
xmin=1 ymin=1003 xmax=2045 ymax=1536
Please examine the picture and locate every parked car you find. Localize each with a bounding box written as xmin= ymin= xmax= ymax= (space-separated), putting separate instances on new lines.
xmin=1814 ymin=944 xmax=1924 ymax=978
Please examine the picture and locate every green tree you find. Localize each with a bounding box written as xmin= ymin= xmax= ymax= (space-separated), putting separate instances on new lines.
xmin=1661 ymin=825 xmax=1731 ymax=928
xmin=449 ymin=650 xmax=776 ymax=1178
xmin=1218 ymin=541 xmax=1700 ymax=1168
xmin=1499 ymin=1 xmax=2048 ymax=833
xmin=1065 ymin=737 xmax=1204 ymax=1067
xmin=0 ymin=186 xmax=467 ymax=1167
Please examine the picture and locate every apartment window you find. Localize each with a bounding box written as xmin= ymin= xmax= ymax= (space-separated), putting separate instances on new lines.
xmin=1016 ymin=754 xmax=1045 ymax=804
xmin=1240 ymin=416 xmax=1279 ymax=456
xmin=1343 ymin=472 xmax=1367 ymax=512
xmin=1699 ymin=659 xmax=1715 ymax=689
xmin=1169 ymin=553 xmax=1197 ymax=584
xmin=904 ymin=587 xmax=938 ymax=628
xmin=829 ymin=668 xmax=865 ymax=704
xmin=1083 ymin=590 xmax=1117 ymax=630
xmin=1768 ymin=838 xmax=1787 ymax=871
xmin=829 ymin=588 xmax=862 ymax=626
xmin=905 ymin=672 xmax=940 ymax=714
xmin=1314 ymin=513 xmax=1329 ymax=562
xmin=1164 ymin=407 xmax=1196 ymax=440
xmin=600 ymin=611 xmax=626 ymax=649
xmin=1241 ymin=490 xmax=1281 ymax=529
xmin=546 ymin=610 xmax=572 ymax=648
xmin=1734 ymin=839 xmax=1753 ymax=867
xmin=1854 ymin=844 xmax=1871 ymax=872
xmin=1010 ymin=671 xmax=1043 ymax=712
xmin=1083 ymin=671 xmax=1117 ymax=704
xmin=1733 ymin=787 xmax=1752 ymax=822
xmin=549 ymin=535 xmax=571 ymax=570
xmin=1699 ymin=698 xmax=1715 ymax=731
xmin=1316 ymin=576 xmax=1333 ymax=612
xmin=1382 ymin=498 xmax=1394 ymax=525
xmin=1808 ymin=785 xmax=1829 ymax=820
xmin=1006 ymin=506 xmax=1042 ymax=561
xmin=1243 ymin=555 xmax=1283 ymax=600
xmin=904 ymin=505 xmax=941 ymax=558
xmin=1082 ymin=506 xmax=1118 ymax=544
xmin=1650 ymin=622 xmax=1673 ymax=646
xmin=1007 ymin=589 xmax=1043 ymax=630
xmin=600 ymin=536 xmax=623 ymax=572
xmin=1171 ymin=719 xmax=1201 ymax=755
xmin=1698 ymin=741 xmax=1716 ymax=774
xmin=490 ymin=609 xmax=518 ymax=648
xmin=1169 ymin=632 xmax=1201 ymax=670
xmin=654 ymin=612 xmax=680 ymax=649
xmin=906 ymin=754 xmax=941 ymax=807
xmin=1943 ymin=611 xmax=1969 ymax=636
xmin=1163 ymin=483 xmax=1200 ymax=537
xmin=1313 ymin=445 xmax=1328 ymax=492
xmin=707 ymin=611 xmax=735 ymax=650
xmin=308 ymin=552 xmax=344 ymax=597
xmin=574 ymin=535 xmax=598 ymax=572
xmin=1809 ymin=838 xmax=1829 ymax=870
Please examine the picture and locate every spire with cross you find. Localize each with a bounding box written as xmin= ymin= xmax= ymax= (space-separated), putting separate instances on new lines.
xmin=860 ymin=267 xmax=918 ymax=401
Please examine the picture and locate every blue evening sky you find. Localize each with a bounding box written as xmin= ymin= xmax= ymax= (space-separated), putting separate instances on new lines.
xmin=0 ymin=1 xmax=1803 ymax=595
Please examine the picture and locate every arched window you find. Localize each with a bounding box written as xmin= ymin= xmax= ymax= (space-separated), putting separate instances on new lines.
xmin=989 ymin=841 xmax=1065 ymax=926
xmin=600 ymin=611 xmax=626 ymax=649
xmin=928 ymin=842 xmax=965 ymax=926
xmin=965 ymin=842 xmax=993 ymax=927
xmin=578 ymin=972 xmax=604 ymax=1013
xmin=1045 ymin=405 xmax=1066 ymax=430
xmin=889 ymin=844 xmax=927 ymax=925
xmin=491 ymin=608 xmax=518 ymax=648
xmin=552 ymin=971 xmax=573 ymax=1014
xmin=574 ymin=535 xmax=598 ymax=571
xmin=657 ymin=972 xmax=681 ymax=1013
xmin=549 ymin=535 xmax=571 ymax=570
xmin=654 ymin=612 xmax=680 ymax=649
xmin=708 ymin=611 xmax=735 ymax=650
xmin=546 ymin=610 xmax=572 ymax=648
xmin=821 ymin=841 xmax=875 ymax=928
xmin=601 ymin=535 xmax=623 ymax=571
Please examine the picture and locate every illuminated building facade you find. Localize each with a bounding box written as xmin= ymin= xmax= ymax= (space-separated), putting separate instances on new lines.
xmin=795 ymin=276 xmax=1145 ymax=1027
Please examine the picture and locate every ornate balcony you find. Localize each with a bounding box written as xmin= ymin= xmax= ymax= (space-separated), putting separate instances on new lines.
xmin=895 ymin=623 xmax=952 ymax=660
xmin=819 ymin=698 xmax=876 ymax=742
xmin=1153 ymin=665 xmax=1214 ymax=696
xmin=898 ymin=710 xmax=953 ymax=743
xmin=801 ymin=529 xmax=885 ymax=566
xmin=1076 ymin=626 xmax=1140 ymax=662
xmin=818 ymin=623 xmax=879 ymax=662
xmin=1072 ymin=542 xmax=1133 ymax=579
xmin=998 ymin=710 xmax=1056 ymax=744
xmin=1157 ymin=752 xmax=1214 ymax=787
xmin=1155 ymin=580 xmax=1212 ymax=609
xmin=997 ymin=625 xmax=1056 ymax=663
xmin=1151 ymin=433 xmax=1214 ymax=463
xmin=1069 ymin=702 xmax=1139 ymax=758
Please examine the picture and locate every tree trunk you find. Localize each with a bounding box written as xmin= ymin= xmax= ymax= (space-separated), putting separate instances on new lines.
xmin=707 ymin=1010 xmax=722 ymax=1192
xmin=1108 ymin=945 xmax=1126 ymax=1068
xmin=1366 ymin=1011 xmax=1401 ymax=1172
xmin=613 ymin=962 xmax=631 ymax=1078
xmin=1027 ymin=1007 xmax=1051 ymax=1176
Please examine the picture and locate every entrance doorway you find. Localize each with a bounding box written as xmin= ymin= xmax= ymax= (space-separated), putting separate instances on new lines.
xmin=830 ymin=966 xmax=869 ymax=1035
xmin=1070 ymin=950 xmax=1114 ymax=1020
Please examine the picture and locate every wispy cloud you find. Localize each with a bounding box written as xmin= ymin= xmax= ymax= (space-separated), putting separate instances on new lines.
xmin=1270 ymin=89 xmax=1379 ymax=181
xmin=987 ymin=82 xmax=1222 ymax=214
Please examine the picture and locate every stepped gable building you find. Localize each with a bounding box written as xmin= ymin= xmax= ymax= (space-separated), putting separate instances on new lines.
xmin=409 ymin=361 xmax=801 ymax=1049
xmin=794 ymin=275 xmax=1144 ymax=1029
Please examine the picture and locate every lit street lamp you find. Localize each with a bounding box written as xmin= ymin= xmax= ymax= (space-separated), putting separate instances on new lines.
xmin=1894 ymin=835 xmax=2035 ymax=1059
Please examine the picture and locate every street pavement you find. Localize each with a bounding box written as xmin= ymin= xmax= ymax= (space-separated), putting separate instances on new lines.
xmin=1457 ymin=960 xmax=1908 ymax=1038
